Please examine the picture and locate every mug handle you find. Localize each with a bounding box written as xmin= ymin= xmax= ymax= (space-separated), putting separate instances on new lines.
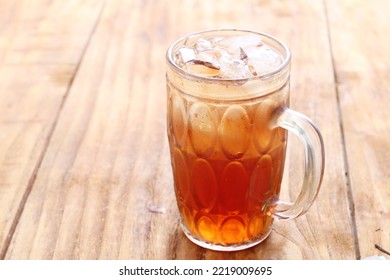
xmin=267 ymin=108 xmax=325 ymax=220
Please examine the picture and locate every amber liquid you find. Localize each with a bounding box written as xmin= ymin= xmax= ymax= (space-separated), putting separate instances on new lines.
xmin=167 ymin=83 xmax=288 ymax=247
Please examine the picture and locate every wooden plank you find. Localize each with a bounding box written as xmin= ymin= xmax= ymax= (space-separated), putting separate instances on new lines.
xmin=5 ymin=0 xmax=354 ymax=259
xmin=0 ymin=0 xmax=105 ymax=258
xmin=326 ymin=0 xmax=390 ymax=259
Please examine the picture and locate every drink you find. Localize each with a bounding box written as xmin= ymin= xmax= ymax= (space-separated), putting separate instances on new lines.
xmin=167 ymin=30 xmax=288 ymax=246
xmin=169 ymin=132 xmax=287 ymax=245
xmin=166 ymin=30 xmax=324 ymax=251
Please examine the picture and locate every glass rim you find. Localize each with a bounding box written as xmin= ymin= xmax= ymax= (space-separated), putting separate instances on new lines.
xmin=166 ymin=28 xmax=291 ymax=83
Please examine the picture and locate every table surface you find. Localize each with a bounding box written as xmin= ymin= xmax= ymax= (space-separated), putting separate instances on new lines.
xmin=0 ymin=0 xmax=389 ymax=260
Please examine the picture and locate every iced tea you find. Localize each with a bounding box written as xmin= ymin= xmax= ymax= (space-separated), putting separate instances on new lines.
xmin=167 ymin=30 xmax=324 ymax=251
xmin=167 ymin=30 xmax=290 ymax=249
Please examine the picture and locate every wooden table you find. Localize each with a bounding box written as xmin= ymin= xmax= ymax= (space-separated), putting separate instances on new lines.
xmin=0 ymin=0 xmax=389 ymax=260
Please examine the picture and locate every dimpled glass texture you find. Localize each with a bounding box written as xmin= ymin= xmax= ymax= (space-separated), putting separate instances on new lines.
xmin=167 ymin=81 xmax=289 ymax=248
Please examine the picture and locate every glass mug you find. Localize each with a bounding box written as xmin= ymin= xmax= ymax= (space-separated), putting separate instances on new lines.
xmin=166 ymin=29 xmax=324 ymax=251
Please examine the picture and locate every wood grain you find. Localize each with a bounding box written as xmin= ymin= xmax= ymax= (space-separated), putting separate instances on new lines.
xmin=3 ymin=0 xmax=358 ymax=259
xmin=4 ymin=0 xmax=172 ymax=260
xmin=326 ymin=0 xmax=390 ymax=259
xmin=0 ymin=0 xmax=105 ymax=258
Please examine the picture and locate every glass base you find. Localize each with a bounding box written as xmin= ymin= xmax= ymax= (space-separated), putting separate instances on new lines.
xmin=181 ymin=223 xmax=273 ymax=252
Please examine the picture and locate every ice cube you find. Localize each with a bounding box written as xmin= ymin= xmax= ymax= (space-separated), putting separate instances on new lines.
xmin=246 ymin=46 xmax=282 ymax=76
xmin=215 ymin=34 xmax=263 ymax=51
xmin=219 ymin=57 xmax=253 ymax=79
xmin=240 ymin=34 xmax=263 ymax=47
xmin=193 ymin=48 xmax=232 ymax=70
xmin=239 ymin=47 xmax=248 ymax=62
xmin=211 ymin=35 xmax=263 ymax=61
xmin=194 ymin=38 xmax=213 ymax=52
xmin=195 ymin=50 xmax=221 ymax=69
xmin=175 ymin=47 xmax=196 ymax=67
